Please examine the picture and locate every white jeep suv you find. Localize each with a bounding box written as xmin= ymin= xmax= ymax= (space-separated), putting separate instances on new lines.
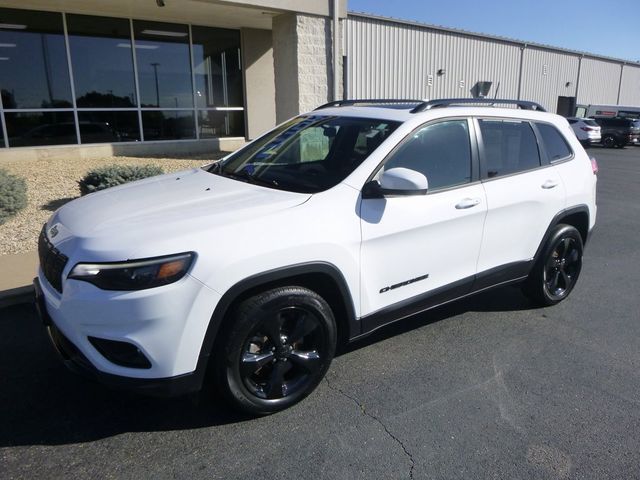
xmin=35 ymin=98 xmax=598 ymax=415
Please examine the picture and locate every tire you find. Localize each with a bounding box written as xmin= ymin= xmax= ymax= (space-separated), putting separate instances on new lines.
xmin=522 ymin=224 xmax=584 ymax=306
xmin=213 ymin=286 xmax=337 ymax=415
xmin=602 ymin=135 xmax=616 ymax=148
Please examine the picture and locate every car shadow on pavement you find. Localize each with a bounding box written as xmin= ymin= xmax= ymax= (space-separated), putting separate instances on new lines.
xmin=341 ymin=284 xmax=534 ymax=354
xmin=0 ymin=303 xmax=254 ymax=448
xmin=0 ymin=285 xmax=533 ymax=447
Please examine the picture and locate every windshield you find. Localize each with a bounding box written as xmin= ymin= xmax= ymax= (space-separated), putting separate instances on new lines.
xmin=208 ymin=115 xmax=400 ymax=193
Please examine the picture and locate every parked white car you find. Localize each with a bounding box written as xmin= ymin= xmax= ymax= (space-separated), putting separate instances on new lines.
xmin=35 ymin=98 xmax=598 ymax=415
xmin=567 ymin=117 xmax=602 ymax=146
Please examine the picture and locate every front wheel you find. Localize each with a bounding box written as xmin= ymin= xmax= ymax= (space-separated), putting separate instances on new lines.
xmin=523 ymin=224 xmax=584 ymax=306
xmin=213 ymin=286 xmax=337 ymax=415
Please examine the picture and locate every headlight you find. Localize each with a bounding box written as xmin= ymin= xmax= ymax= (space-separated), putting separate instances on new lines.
xmin=68 ymin=252 xmax=195 ymax=291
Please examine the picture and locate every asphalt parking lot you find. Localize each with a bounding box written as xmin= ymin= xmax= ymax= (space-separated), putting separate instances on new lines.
xmin=1 ymin=145 xmax=639 ymax=480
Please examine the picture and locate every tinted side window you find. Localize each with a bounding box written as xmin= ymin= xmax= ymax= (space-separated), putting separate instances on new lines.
xmin=478 ymin=119 xmax=540 ymax=178
xmin=384 ymin=119 xmax=472 ymax=190
xmin=536 ymin=123 xmax=572 ymax=161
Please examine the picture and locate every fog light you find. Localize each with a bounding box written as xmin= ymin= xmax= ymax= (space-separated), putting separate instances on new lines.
xmin=89 ymin=337 xmax=152 ymax=369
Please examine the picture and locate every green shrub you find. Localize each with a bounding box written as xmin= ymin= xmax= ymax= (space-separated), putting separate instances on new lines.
xmin=0 ymin=169 xmax=28 ymax=225
xmin=79 ymin=164 xmax=164 ymax=195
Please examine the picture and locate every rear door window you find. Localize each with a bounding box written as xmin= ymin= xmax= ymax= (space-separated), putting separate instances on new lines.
xmin=536 ymin=123 xmax=573 ymax=162
xmin=478 ymin=119 xmax=541 ymax=178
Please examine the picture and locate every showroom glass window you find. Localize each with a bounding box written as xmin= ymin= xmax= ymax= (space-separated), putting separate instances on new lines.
xmin=192 ymin=26 xmax=244 ymax=138
xmin=0 ymin=8 xmax=245 ymax=148
xmin=66 ymin=14 xmax=141 ymax=143
xmin=133 ymin=21 xmax=193 ymax=109
xmin=133 ymin=20 xmax=195 ymax=140
xmin=67 ymin=14 xmax=137 ymax=108
xmin=0 ymin=8 xmax=72 ymax=109
xmin=0 ymin=8 xmax=76 ymax=147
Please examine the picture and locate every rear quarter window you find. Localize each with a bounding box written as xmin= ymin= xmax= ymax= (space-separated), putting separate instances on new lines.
xmin=536 ymin=123 xmax=573 ymax=162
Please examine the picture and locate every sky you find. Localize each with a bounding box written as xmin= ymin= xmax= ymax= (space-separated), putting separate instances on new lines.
xmin=348 ymin=0 xmax=640 ymax=62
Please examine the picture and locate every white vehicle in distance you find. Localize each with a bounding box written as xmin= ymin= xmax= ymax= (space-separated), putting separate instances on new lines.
xmin=575 ymin=103 xmax=640 ymax=119
xmin=35 ymin=98 xmax=598 ymax=415
xmin=566 ymin=117 xmax=602 ymax=147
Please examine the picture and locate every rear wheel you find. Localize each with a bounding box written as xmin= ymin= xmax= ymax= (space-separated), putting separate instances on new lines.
xmin=214 ymin=286 xmax=337 ymax=415
xmin=523 ymin=224 xmax=583 ymax=306
xmin=602 ymin=134 xmax=616 ymax=148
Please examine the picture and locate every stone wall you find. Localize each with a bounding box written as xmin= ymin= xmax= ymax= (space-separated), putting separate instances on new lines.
xmin=273 ymin=13 xmax=342 ymax=122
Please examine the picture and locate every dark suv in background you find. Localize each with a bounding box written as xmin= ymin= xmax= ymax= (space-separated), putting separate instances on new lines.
xmin=592 ymin=117 xmax=640 ymax=148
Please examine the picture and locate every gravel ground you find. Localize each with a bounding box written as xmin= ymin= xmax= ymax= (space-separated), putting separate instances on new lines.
xmin=0 ymin=153 xmax=225 ymax=255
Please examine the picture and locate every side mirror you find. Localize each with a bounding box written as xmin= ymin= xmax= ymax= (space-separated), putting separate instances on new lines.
xmin=363 ymin=167 xmax=429 ymax=198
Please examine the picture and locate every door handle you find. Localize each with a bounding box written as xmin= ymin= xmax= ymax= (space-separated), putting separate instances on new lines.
xmin=455 ymin=197 xmax=481 ymax=209
xmin=541 ymin=179 xmax=559 ymax=189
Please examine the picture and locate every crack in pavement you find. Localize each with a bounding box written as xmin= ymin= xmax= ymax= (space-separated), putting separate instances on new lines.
xmin=324 ymin=376 xmax=415 ymax=479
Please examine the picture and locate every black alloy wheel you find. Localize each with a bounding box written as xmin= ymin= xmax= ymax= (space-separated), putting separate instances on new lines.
xmin=543 ymin=236 xmax=581 ymax=302
xmin=214 ymin=286 xmax=336 ymax=415
xmin=240 ymin=305 xmax=326 ymax=400
xmin=602 ymin=135 xmax=616 ymax=148
xmin=523 ymin=224 xmax=584 ymax=306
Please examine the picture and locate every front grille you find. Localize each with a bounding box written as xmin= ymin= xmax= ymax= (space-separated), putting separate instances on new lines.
xmin=38 ymin=225 xmax=68 ymax=293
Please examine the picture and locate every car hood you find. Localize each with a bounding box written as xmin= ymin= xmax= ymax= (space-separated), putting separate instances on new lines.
xmin=50 ymin=168 xmax=310 ymax=258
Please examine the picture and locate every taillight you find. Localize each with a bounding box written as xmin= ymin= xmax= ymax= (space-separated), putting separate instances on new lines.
xmin=590 ymin=157 xmax=598 ymax=174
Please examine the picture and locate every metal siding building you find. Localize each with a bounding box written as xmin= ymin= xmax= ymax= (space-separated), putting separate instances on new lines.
xmin=520 ymin=48 xmax=579 ymax=112
xmin=620 ymin=66 xmax=640 ymax=105
xmin=345 ymin=12 xmax=640 ymax=114
xmin=577 ymin=58 xmax=622 ymax=105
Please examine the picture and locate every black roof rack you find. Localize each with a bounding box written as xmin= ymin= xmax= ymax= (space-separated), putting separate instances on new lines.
xmin=314 ymin=99 xmax=424 ymax=110
xmin=410 ymin=98 xmax=546 ymax=113
xmin=313 ymin=98 xmax=547 ymax=113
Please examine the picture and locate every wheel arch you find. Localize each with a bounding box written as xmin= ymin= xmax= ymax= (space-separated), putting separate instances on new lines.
xmin=199 ymin=262 xmax=358 ymax=363
xmin=533 ymin=205 xmax=590 ymax=265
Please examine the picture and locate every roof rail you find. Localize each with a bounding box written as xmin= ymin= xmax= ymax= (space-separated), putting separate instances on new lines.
xmin=314 ymin=99 xmax=424 ymax=110
xmin=410 ymin=98 xmax=547 ymax=113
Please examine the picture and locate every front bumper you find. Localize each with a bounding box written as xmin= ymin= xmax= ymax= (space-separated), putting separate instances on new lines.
xmin=34 ymin=273 xmax=219 ymax=396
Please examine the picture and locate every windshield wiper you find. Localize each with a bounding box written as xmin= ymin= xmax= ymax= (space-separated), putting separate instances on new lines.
xmin=222 ymin=169 xmax=281 ymax=189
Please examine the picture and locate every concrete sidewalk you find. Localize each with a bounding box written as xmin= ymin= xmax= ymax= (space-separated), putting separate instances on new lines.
xmin=0 ymin=251 xmax=38 ymax=308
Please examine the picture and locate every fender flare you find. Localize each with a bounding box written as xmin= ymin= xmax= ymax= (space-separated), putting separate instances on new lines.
xmin=197 ymin=262 xmax=358 ymax=363
xmin=532 ymin=205 xmax=590 ymax=266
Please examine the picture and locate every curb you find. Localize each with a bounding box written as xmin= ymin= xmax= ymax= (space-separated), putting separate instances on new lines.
xmin=0 ymin=285 xmax=35 ymax=309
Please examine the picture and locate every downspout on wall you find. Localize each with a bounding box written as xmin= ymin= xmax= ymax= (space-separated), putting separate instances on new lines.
xmin=332 ymin=0 xmax=340 ymax=101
